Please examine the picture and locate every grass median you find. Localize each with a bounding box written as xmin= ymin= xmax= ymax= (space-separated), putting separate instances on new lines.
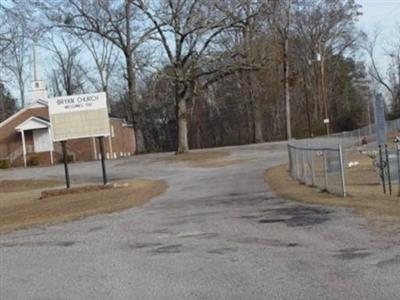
xmin=167 ymin=150 xmax=251 ymax=168
xmin=0 ymin=179 xmax=167 ymax=234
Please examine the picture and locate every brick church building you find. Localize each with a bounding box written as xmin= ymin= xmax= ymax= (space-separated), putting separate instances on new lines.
xmin=0 ymin=50 xmax=135 ymax=168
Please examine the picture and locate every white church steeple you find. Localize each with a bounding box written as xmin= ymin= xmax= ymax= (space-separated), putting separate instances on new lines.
xmin=30 ymin=45 xmax=48 ymax=102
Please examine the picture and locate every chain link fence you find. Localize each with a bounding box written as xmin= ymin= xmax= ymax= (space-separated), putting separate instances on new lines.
xmin=287 ymin=116 xmax=400 ymax=198
xmin=288 ymin=144 xmax=346 ymax=197
xmin=375 ymin=144 xmax=400 ymax=196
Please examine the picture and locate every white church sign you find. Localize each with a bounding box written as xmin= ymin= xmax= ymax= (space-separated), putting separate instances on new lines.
xmin=48 ymin=92 xmax=110 ymax=141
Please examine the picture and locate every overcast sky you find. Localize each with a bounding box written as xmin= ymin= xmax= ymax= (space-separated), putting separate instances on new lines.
xmin=357 ymin=0 xmax=400 ymax=33
xmin=355 ymin=0 xmax=400 ymax=86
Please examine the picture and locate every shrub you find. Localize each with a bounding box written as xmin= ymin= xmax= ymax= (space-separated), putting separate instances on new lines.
xmin=29 ymin=156 xmax=41 ymax=166
xmin=58 ymin=155 xmax=74 ymax=164
xmin=0 ymin=159 xmax=10 ymax=169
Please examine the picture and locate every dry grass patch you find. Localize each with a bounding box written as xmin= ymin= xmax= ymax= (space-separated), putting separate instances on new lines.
xmin=164 ymin=150 xmax=243 ymax=168
xmin=0 ymin=179 xmax=61 ymax=193
xmin=0 ymin=179 xmax=167 ymax=234
xmin=265 ymin=158 xmax=400 ymax=224
xmin=171 ymin=151 xmax=230 ymax=162
xmin=190 ymin=158 xmax=254 ymax=168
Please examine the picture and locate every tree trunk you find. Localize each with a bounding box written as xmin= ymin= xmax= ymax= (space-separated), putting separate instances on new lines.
xmin=283 ymin=0 xmax=292 ymax=140
xmin=302 ymin=70 xmax=313 ymax=137
xmin=253 ymin=106 xmax=264 ymax=143
xmin=249 ymin=89 xmax=264 ymax=143
xmin=283 ymin=40 xmax=291 ymax=140
xmin=19 ymin=80 xmax=25 ymax=108
xmin=125 ymin=52 xmax=145 ymax=153
xmin=243 ymin=4 xmax=263 ymax=144
xmin=0 ymin=94 xmax=6 ymax=121
xmin=176 ymin=94 xmax=189 ymax=153
xmin=320 ymin=50 xmax=330 ymax=135
xmin=245 ymin=69 xmax=264 ymax=143
xmin=134 ymin=128 xmax=146 ymax=153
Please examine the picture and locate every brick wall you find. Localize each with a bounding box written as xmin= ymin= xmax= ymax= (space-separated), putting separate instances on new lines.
xmin=0 ymin=106 xmax=49 ymax=161
xmin=91 ymin=119 xmax=135 ymax=160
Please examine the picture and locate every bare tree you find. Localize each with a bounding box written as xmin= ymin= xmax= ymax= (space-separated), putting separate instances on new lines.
xmin=46 ymin=34 xmax=85 ymax=96
xmin=0 ymin=4 xmax=12 ymax=56
xmin=80 ymin=34 xmax=119 ymax=105
xmin=225 ymin=0 xmax=269 ymax=143
xmin=37 ymin=0 xmax=156 ymax=152
xmin=0 ymin=81 xmax=17 ymax=122
xmin=268 ymin=0 xmax=292 ymax=139
xmin=363 ymin=29 xmax=400 ymax=115
xmin=1 ymin=6 xmax=30 ymax=107
xmin=293 ymin=0 xmax=361 ymax=134
xmin=134 ymin=0 xmax=265 ymax=153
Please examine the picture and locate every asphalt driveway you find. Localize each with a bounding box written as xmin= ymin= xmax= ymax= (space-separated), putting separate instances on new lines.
xmin=1 ymin=142 xmax=399 ymax=300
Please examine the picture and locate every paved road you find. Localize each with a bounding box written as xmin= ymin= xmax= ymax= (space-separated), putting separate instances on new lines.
xmin=1 ymin=142 xmax=400 ymax=300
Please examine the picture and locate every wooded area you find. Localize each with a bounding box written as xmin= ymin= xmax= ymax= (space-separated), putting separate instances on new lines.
xmin=1 ymin=0 xmax=399 ymax=153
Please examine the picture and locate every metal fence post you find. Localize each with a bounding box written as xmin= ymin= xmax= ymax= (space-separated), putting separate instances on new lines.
xmin=288 ymin=145 xmax=292 ymax=174
xmin=385 ymin=144 xmax=392 ymax=195
xmin=338 ymin=144 xmax=347 ymax=197
xmin=300 ymin=149 xmax=304 ymax=182
xmin=397 ymin=144 xmax=400 ymax=197
xmin=379 ymin=145 xmax=386 ymax=194
xmin=302 ymin=149 xmax=306 ymax=183
xmin=310 ymin=150 xmax=315 ymax=186
xmin=323 ymin=149 xmax=329 ymax=192
xmin=305 ymin=150 xmax=309 ymax=185
xmin=295 ymin=148 xmax=299 ymax=180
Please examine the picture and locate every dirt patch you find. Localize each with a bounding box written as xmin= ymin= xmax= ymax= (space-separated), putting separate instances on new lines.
xmin=40 ymin=184 xmax=117 ymax=199
xmin=265 ymin=161 xmax=400 ymax=224
xmin=0 ymin=180 xmax=61 ymax=193
xmin=171 ymin=151 xmax=229 ymax=162
xmin=162 ymin=150 xmax=253 ymax=168
xmin=191 ymin=158 xmax=254 ymax=168
xmin=165 ymin=150 xmax=237 ymax=166
xmin=0 ymin=179 xmax=167 ymax=234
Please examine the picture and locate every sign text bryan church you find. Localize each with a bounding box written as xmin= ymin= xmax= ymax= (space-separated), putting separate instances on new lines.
xmin=57 ymin=94 xmax=101 ymax=110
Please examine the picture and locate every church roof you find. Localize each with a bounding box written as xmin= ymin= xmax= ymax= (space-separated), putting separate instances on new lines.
xmin=15 ymin=116 xmax=51 ymax=132
xmin=0 ymin=99 xmax=48 ymax=129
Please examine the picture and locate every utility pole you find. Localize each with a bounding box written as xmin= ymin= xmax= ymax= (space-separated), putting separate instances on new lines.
xmin=319 ymin=42 xmax=330 ymax=136
xmin=284 ymin=0 xmax=292 ymax=140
